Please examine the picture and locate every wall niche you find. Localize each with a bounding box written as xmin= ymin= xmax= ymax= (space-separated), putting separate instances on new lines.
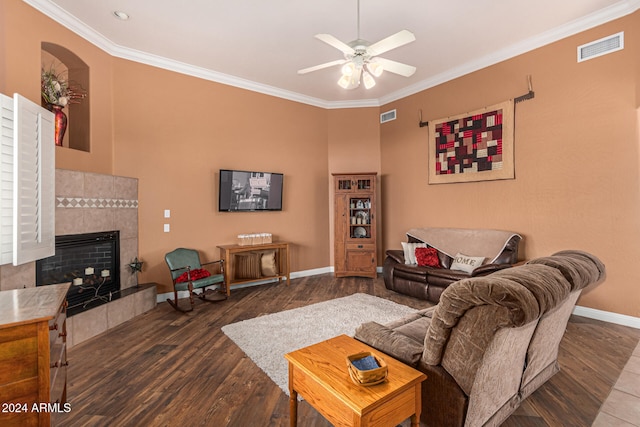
xmin=41 ymin=42 xmax=90 ymax=152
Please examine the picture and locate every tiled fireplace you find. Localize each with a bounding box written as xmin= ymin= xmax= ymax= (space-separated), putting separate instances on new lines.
xmin=0 ymin=169 xmax=156 ymax=348
xmin=56 ymin=169 xmax=156 ymax=347
xmin=55 ymin=169 xmax=139 ymax=290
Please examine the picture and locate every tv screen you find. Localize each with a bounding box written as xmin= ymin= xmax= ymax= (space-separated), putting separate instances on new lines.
xmin=219 ymin=169 xmax=283 ymax=212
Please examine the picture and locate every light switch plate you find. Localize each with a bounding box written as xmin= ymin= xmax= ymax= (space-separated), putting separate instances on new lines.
xmin=164 ymin=224 xmax=170 ymax=232
xmin=164 ymin=209 xmax=171 ymax=218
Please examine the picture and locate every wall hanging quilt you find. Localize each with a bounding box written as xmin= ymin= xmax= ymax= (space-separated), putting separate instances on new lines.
xmin=428 ymin=100 xmax=514 ymax=184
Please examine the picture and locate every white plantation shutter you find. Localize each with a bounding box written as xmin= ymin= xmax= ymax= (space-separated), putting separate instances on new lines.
xmin=12 ymin=94 xmax=55 ymax=265
xmin=0 ymin=94 xmax=14 ymax=265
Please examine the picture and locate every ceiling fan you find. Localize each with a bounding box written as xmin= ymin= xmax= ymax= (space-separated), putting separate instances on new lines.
xmin=298 ymin=0 xmax=416 ymax=90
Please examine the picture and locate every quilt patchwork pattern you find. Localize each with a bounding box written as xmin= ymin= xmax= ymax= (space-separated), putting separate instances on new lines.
xmin=433 ymin=109 xmax=503 ymax=175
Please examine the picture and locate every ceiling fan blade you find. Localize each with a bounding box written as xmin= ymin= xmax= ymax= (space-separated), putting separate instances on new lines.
xmin=315 ymin=34 xmax=355 ymax=54
xmin=298 ymin=59 xmax=347 ymax=74
xmin=374 ymin=57 xmax=416 ymax=77
xmin=367 ymin=30 xmax=416 ymax=56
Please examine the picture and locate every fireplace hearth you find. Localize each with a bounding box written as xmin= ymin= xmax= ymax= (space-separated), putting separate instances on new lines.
xmin=36 ymin=231 xmax=121 ymax=316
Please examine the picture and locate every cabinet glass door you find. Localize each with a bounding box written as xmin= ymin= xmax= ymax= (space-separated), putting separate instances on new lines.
xmin=336 ymin=179 xmax=352 ymax=191
xmin=355 ymin=178 xmax=371 ymax=190
xmin=349 ymin=197 xmax=371 ymax=239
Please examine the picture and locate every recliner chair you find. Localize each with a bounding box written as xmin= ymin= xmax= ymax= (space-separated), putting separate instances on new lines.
xmin=355 ymin=250 xmax=605 ymax=427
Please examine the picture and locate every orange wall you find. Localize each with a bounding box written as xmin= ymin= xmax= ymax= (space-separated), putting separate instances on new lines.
xmin=110 ymin=59 xmax=331 ymax=290
xmin=327 ymin=108 xmax=381 ymax=264
xmin=1 ymin=0 xmax=114 ymax=174
xmin=2 ymin=0 xmax=332 ymax=293
xmin=0 ymin=1 xmax=6 ymax=91
xmin=379 ymin=13 xmax=640 ymax=317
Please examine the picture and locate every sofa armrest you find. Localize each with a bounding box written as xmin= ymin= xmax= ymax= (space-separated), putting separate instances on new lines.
xmin=385 ymin=249 xmax=405 ymax=264
xmin=471 ymin=263 xmax=513 ymax=277
xmin=354 ymin=321 xmax=424 ymax=366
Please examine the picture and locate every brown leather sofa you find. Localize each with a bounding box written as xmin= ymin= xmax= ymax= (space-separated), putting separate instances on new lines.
xmin=356 ymin=250 xmax=606 ymax=427
xmin=384 ymin=228 xmax=522 ymax=303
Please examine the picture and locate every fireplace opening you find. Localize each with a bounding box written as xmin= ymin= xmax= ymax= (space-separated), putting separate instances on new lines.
xmin=36 ymin=231 xmax=120 ymax=316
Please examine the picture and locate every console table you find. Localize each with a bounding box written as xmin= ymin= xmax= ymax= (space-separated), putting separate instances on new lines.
xmin=217 ymin=241 xmax=290 ymax=295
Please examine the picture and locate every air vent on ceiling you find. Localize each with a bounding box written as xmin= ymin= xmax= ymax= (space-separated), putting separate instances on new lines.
xmin=380 ymin=109 xmax=396 ymax=124
xmin=578 ymin=32 xmax=623 ymax=62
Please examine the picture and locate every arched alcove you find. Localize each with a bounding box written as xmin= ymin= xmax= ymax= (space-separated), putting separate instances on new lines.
xmin=41 ymin=42 xmax=90 ymax=152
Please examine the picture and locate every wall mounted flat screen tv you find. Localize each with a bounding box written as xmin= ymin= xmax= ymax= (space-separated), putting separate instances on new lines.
xmin=219 ymin=169 xmax=283 ymax=212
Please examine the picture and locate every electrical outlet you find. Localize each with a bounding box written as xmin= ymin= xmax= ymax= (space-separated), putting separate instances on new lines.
xmin=164 ymin=224 xmax=170 ymax=232
xmin=164 ymin=209 xmax=171 ymax=218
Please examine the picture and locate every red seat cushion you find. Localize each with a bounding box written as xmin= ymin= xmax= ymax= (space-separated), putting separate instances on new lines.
xmin=176 ymin=268 xmax=211 ymax=283
xmin=415 ymin=247 xmax=442 ymax=268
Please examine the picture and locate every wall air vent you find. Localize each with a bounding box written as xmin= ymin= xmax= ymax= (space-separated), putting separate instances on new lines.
xmin=380 ymin=109 xmax=396 ymax=124
xmin=578 ymin=32 xmax=623 ymax=62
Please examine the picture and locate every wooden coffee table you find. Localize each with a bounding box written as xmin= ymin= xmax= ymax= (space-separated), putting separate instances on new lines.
xmin=284 ymin=334 xmax=426 ymax=427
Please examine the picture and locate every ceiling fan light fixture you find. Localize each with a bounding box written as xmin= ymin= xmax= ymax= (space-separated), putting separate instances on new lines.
xmin=367 ymin=61 xmax=383 ymax=77
xmin=341 ymin=62 xmax=355 ymax=76
xmin=338 ymin=74 xmax=352 ymax=89
xmin=362 ymin=71 xmax=376 ymax=89
xmin=299 ymin=0 xmax=416 ymax=90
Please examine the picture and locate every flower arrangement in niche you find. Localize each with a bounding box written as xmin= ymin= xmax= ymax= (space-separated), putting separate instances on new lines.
xmin=41 ymin=66 xmax=85 ymax=107
xmin=40 ymin=65 xmax=86 ymax=146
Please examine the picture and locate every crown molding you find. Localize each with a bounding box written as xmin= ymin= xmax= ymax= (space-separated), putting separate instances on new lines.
xmin=380 ymin=0 xmax=640 ymax=106
xmin=108 ymin=43 xmax=340 ymax=108
xmin=22 ymin=0 xmax=338 ymax=108
xmin=23 ymin=0 xmax=114 ymax=53
xmin=113 ymin=48 xmax=381 ymax=109
xmin=23 ymin=0 xmax=640 ymax=110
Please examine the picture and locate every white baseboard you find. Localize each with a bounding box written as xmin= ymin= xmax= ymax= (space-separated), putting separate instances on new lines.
xmin=291 ymin=266 xmax=333 ymax=278
xmin=156 ymin=267 xmax=640 ymax=330
xmin=573 ymin=305 xmax=640 ymax=329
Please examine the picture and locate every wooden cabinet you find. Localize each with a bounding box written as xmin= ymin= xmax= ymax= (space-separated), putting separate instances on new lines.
xmin=333 ymin=173 xmax=377 ymax=278
xmin=0 ymin=283 xmax=69 ymax=426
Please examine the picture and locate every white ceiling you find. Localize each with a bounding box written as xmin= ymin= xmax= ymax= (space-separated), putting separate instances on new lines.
xmin=26 ymin=0 xmax=639 ymax=108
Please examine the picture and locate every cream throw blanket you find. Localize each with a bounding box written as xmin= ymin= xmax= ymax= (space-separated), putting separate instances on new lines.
xmin=406 ymin=228 xmax=521 ymax=264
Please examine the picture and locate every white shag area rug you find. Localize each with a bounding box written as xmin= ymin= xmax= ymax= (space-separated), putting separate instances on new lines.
xmin=221 ymin=293 xmax=417 ymax=395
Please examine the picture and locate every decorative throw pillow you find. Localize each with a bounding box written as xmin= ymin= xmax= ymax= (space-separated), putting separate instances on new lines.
xmin=176 ymin=268 xmax=211 ymax=283
xmin=415 ymin=247 xmax=441 ymax=268
xmin=401 ymin=242 xmax=427 ymax=265
xmin=234 ymin=252 xmax=262 ymax=279
xmin=450 ymin=253 xmax=485 ymax=273
xmin=260 ymin=250 xmax=279 ymax=277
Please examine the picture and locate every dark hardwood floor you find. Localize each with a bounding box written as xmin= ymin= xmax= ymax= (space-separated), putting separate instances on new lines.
xmin=56 ymin=274 xmax=640 ymax=427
